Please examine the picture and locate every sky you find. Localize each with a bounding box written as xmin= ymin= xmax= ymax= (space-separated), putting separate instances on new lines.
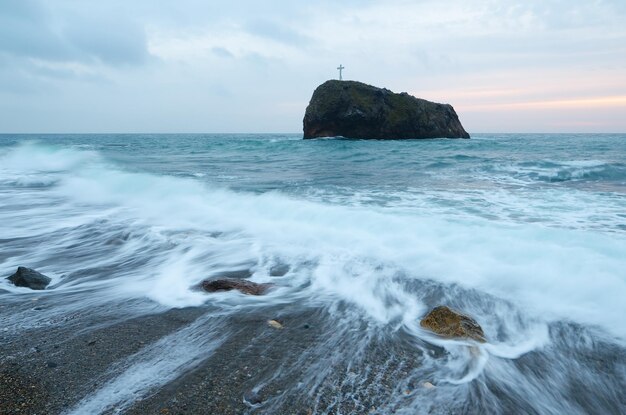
xmin=0 ymin=0 xmax=625 ymax=133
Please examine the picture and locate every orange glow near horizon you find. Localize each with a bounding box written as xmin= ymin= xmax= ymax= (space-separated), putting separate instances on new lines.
xmin=408 ymin=70 xmax=626 ymax=124
xmin=458 ymin=95 xmax=626 ymax=112
xmin=411 ymin=83 xmax=626 ymax=131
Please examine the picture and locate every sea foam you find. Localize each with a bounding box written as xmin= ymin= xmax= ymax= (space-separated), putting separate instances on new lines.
xmin=1 ymin=142 xmax=625 ymax=340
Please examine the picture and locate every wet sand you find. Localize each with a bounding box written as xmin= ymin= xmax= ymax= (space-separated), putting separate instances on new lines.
xmin=0 ymin=300 xmax=423 ymax=415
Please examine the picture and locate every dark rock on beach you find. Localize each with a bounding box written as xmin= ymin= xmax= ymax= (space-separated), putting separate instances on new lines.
xmin=243 ymin=388 xmax=264 ymax=405
xmin=303 ymin=80 xmax=470 ymax=139
xmin=201 ymin=278 xmax=272 ymax=296
xmin=6 ymin=267 xmax=51 ymax=290
xmin=420 ymin=305 xmax=486 ymax=342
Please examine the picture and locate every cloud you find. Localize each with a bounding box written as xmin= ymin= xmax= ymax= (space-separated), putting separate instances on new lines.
xmin=245 ymin=19 xmax=311 ymax=47
xmin=211 ymin=47 xmax=234 ymax=58
xmin=64 ymin=17 xmax=150 ymax=66
xmin=0 ymin=0 xmax=70 ymax=61
xmin=0 ymin=0 xmax=150 ymax=67
xmin=0 ymin=0 xmax=625 ymax=132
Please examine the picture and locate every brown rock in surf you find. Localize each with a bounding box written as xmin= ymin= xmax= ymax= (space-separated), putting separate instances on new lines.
xmin=420 ymin=305 xmax=486 ymax=342
xmin=200 ymin=278 xmax=272 ymax=296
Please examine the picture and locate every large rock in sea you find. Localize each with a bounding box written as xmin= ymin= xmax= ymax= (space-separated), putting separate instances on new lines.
xmin=303 ymin=80 xmax=469 ymax=139
xmin=7 ymin=267 xmax=51 ymax=290
xmin=420 ymin=305 xmax=486 ymax=342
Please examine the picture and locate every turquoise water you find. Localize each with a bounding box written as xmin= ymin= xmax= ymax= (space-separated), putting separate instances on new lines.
xmin=3 ymin=133 xmax=624 ymax=227
xmin=1 ymin=134 xmax=625 ymax=414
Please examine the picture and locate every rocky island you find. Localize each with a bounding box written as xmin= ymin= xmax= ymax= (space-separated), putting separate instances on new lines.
xmin=303 ymin=80 xmax=469 ymax=139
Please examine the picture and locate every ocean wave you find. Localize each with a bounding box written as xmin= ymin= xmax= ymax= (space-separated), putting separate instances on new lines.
xmin=486 ymin=159 xmax=625 ymax=184
xmin=1 ymin=141 xmax=625 ymax=414
xmin=1 ymin=143 xmax=625 ymax=339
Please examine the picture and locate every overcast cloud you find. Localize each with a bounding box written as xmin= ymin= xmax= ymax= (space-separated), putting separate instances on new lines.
xmin=0 ymin=0 xmax=625 ymax=133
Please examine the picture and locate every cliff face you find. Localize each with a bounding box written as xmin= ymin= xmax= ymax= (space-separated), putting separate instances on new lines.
xmin=303 ymin=80 xmax=469 ymax=139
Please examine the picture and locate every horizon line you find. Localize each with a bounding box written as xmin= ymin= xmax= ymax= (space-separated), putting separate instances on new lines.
xmin=1 ymin=132 xmax=625 ymax=135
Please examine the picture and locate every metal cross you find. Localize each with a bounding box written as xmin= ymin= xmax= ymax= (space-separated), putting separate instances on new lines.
xmin=337 ymin=64 xmax=345 ymax=80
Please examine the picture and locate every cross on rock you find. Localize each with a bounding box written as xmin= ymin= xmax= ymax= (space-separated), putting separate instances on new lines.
xmin=337 ymin=64 xmax=345 ymax=80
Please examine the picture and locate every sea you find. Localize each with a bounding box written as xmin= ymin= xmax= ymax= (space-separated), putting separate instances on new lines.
xmin=0 ymin=133 xmax=625 ymax=414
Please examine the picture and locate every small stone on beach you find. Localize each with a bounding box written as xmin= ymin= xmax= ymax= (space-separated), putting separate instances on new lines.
xmin=244 ymin=389 xmax=263 ymax=405
xmin=267 ymin=320 xmax=284 ymax=329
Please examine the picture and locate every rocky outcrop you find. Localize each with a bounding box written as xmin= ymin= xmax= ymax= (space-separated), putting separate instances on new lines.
xmin=7 ymin=267 xmax=51 ymax=290
xmin=420 ymin=305 xmax=485 ymax=342
xmin=303 ymin=80 xmax=469 ymax=139
xmin=201 ymin=278 xmax=272 ymax=296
